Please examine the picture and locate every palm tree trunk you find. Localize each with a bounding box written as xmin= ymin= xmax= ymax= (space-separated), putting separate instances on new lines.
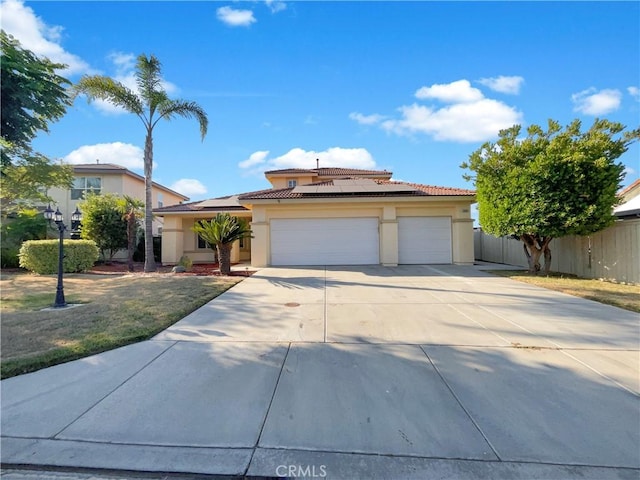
xmin=143 ymin=130 xmax=156 ymax=272
xmin=217 ymin=243 xmax=232 ymax=275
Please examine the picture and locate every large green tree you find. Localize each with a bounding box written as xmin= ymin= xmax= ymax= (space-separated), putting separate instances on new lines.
xmin=74 ymin=54 xmax=208 ymax=272
xmin=116 ymin=195 xmax=144 ymax=272
xmin=192 ymin=214 xmax=252 ymax=275
xmin=0 ymin=31 xmax=73 ymax=214
xmin=79 ymin=193 xmax=128 ymax=262
xmin=462 ymin=119 xmax=639 ymax=274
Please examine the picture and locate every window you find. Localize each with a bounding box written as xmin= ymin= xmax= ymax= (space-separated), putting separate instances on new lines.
xmin=288 ymin=179 xmax=297 ymax=188
xmin=157 ymin=193 xmax=164 ymax=208
xmin=197 ymin=235 xmax=210 ymax=249
xmin=196 ymin=221 xmax=211 ymax=249
xmin=71 ymin=177 xmax=101 ymax=200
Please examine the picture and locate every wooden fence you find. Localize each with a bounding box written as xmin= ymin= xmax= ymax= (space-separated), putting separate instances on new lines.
xmin=473 ymin=219 xmax=639 ymax=284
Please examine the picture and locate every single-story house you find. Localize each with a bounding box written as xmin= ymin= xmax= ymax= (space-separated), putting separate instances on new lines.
xmin=614 ymin=178 xmax=640 ymax=220
xmin=154 ymin=167 xmax=476 ymax=267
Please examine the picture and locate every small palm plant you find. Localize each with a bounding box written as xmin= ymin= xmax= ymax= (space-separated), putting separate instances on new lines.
xmin=192 ymin=214 xmax=252 ymax=275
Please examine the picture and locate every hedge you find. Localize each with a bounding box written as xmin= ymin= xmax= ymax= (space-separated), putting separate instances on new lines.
xmin=1 ymin=247 xmax=21 ymax=268
xmin=19 ymin=240 xmax=99 ymax=274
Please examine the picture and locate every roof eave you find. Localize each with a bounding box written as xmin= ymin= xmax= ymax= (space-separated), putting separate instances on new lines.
xmin=238 ymin=194 xmax=475 ymax=205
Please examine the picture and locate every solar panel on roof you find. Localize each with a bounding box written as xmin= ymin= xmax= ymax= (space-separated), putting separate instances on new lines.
xmin=291 ymin=179 xmax=417 ymax=195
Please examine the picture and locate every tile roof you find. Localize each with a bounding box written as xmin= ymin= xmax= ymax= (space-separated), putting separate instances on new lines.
xmin=153 ymin=195 xmax=249 ymax=213
xmin=70 ymin=163 xmax=128 ymax=171
xmin=379 ymin=180 xmax=476 ymax=196
xmin=619 ymin=178 xmax=640 ymax=198
xmin=264 ymin=167 xmax=392 ymax=177
xmin=238 ymin=179 xmax=475 ymax=200
xmin=156 ymin=179 xmax=475 ymax=213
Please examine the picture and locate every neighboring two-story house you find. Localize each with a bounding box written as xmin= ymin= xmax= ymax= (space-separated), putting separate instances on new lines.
xmin=155 ymin=167 xmax=476 ymax=268
xmin=47 ymin=163 xmax=189 ymax=237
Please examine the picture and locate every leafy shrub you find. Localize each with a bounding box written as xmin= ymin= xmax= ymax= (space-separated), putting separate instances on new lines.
xmin=78 ymin=193 xmax=128 ymax=261
xmin=177 ymin=255 xmax=193 ymax=271
xmin=19 ymin=240 xmax=99 ymax=274
xmin=1 ymin=247 xmax=21 ymax=268
xmin=1 ymin=209 xmax=52 ymax=268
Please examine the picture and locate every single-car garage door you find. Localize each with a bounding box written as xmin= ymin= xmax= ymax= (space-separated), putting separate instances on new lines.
xmin=270 ymin=218 xmax=379 ymax=266
xmin=398 ymin=217 xmax=452 ymax=264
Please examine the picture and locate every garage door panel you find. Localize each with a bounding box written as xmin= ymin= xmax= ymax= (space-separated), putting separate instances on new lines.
xmin=398 ymin=217 xmax=452 ymax=264
xmin=270 ymin=218 xmax=379 ymax=266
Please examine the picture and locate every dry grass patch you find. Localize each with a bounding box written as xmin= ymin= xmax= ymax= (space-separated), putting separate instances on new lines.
xmin=489 ymin=270 xmax=640 ymax=313
xmin=1 ymin=271 xmax=242 ymax=378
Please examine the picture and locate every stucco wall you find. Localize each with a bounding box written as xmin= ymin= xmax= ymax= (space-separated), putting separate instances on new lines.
xmin=47 ymin=172 xmax=185 ymax=239
xmin=249 ymin=198 xmax=474 ymax=267
xmin=161 ymin=214 xmax=252 ymax=265
xmin=47 ymin=174 xmax=124 ymax=238
xmin=268 ymin=175 xmax=316 ymax=189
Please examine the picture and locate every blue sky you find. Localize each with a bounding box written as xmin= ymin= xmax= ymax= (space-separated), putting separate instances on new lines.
xmin=3 ymin=0 xmax=639 ymax=202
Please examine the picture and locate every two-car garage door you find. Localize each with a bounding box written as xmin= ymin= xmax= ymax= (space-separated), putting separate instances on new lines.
xmin=269 ymin=216 xmax=452 ymax=266
xmin=270 ymin=218 xmax=379 ymax=266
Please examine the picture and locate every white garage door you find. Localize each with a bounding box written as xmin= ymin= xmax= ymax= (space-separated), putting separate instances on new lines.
xmin=270 ymin=218 xmax=379 ymax=266
xmin=398 ymin=217 xmax=452 ymax=264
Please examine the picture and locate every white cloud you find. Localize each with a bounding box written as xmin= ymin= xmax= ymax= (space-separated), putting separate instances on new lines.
xmin=108 ymin=51 xmax=136 ymax=75
xmin=239 ymin=150 xmax=270 ymax=169
xmin=478 ymin=75 xmax=524 ymax=95
xmin=0 ymin=0 xmax=91 ymax=75
xmin=628 ymin=86 xmax=640 ymax=101
xmin=415 ymin=79 xmax=483 ymax=103
xmin=216 ymin=6 xmax=256 ymax=27
xmin=169 ymin=179 xmax=207 ymax=197
xmin=265 ymin=0 xmax=287 ymax=13
xmin=363 ymin=79 xmax=522 ymax=143
xmin=381 ymin=100 xmax=522 ymax=142
xmin=239 ymin=147 xmax=377 ymax=173
xmin=349 ymin=112 xmax=387 ymax=125
xmin=63 ymin=142 xmax=145 ymax=170
xmin=572 ymin=88 xmax=622 ymax=115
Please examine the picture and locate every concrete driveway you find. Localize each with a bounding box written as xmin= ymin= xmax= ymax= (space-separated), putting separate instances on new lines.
xmin=2 ymin=265 xmax=639 ymax=479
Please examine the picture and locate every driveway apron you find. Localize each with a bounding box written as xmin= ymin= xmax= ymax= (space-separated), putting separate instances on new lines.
xmin=2 ymin=265 xmax=638 ymax=479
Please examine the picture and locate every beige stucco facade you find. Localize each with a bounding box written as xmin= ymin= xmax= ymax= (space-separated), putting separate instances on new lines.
xmin=161 ymin=213 xmax=252 ymax=265
xmin=47 ymin=164 xmax=188 ymax=238
xmin=156 ymin=167 xmax=475 ymax=268
xmin=245 ymin=198 xmax=474 ymax=267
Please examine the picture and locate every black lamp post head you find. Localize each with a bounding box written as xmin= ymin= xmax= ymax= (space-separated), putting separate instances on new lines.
xmin=71 ymin=206 xmax=82 ymax=222
xmin=54 ymin=207 xmax=63 ymax=223
xmin=44 ymin=204 xmax=54 ymax=221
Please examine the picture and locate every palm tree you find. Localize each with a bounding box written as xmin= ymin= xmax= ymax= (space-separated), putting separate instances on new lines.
xmin=74 ymin=54 xmax=208 ymax=272
xmin=192 ymin=214 xmax=252 ymax=275
xmin=117 ymin=195 xmax=144 ymax=272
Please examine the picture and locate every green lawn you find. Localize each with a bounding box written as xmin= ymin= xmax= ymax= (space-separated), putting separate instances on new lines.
xmin=1 ymin=271 xmax=242 ymax=379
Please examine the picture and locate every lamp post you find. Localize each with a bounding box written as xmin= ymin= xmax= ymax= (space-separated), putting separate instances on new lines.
xmin=44 ymin=205 xmax=82 ymax=308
